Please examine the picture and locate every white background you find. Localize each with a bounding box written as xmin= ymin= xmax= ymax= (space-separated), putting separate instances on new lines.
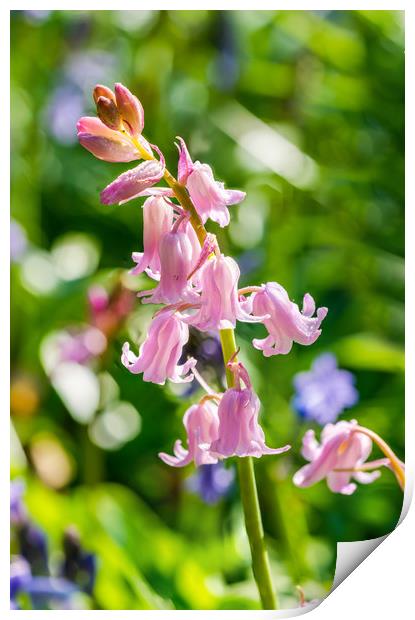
xmin=1 ymin=1 xmax=413 ymax=618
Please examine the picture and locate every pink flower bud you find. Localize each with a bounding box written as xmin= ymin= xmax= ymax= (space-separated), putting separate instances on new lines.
xmin=77 ymin=117 xmax=140 ymax=163
xmin=211 ymin=362 xmax=290 ymax=459
xmin=96 ymin=96 xmax=121 ymax=131
xmin=251 ymin=283 xmax=328 ymax=356
xmin=131 ymin=196 xmax=174 ymax=280
xmin=114 ymin=82 xmax=145 ymax=137
xmin=88 ymin=285 xmax=109 ymax=315
xmin=176 ymin=136 xmax=194 ymax=184
xmin=159 ymin=400 xmax=220 ymax=467
xmin=100 ymin=157 xmax=165 ymax=205
xmin=293 ymin=420 xmax=382 ymax=495
xmin=186 ymin=159 xmax=245 ymax=227
xmin=121 ymin=308 xmax=196 ymax=385
xmin=93 ymin=84 xmax=116 ymax=105
xmin=138 ymin=228 xmax=200 ymax=305
xmin=185 ymin=254 xmax=264 ymax=331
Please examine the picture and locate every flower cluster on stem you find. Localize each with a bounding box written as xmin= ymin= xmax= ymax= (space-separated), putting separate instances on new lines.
xmin=77 ymin=82 xmax=404 ymax=610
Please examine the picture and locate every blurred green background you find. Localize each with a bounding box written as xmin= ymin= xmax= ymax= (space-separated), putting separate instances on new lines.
xmin=10 ymin=10 xmax=404 ymax=610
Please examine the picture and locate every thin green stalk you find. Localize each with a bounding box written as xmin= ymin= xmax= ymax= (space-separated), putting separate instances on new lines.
xmin=220 ymin=328 xmax=278 ymax=610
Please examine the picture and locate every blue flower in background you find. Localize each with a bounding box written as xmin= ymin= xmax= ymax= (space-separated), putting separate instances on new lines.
xmin=60 ymin=527 xmax=97 ymax=596
xmin=187 ymin=463 xmax=235 ymax=504
xmin=10 ymin=556 xmax=79 ymax=610
xmin=292 ymin=353 xmax=359 ymax=425
xmin=10 ymin=481 xmax=96 ymax=609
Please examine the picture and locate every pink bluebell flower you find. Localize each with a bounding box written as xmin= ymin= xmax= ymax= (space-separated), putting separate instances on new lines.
xmin=211 ymin=362 xmax=291 ymax=459
xmin=185 ymin=253 xmax=263 ymax=331
xmin=250 ymin=283 xmax=328 ymax=356
xmin=177 ymin=137 xmax=245 ymax=227
xmin=292 ymin=353 xmax=358 ymax=424
xmin=130 ymin=196 xmax=174 ymax=280
xmin=137 ymin=220 xmax=200 ymax=305
xmin=293 ymin=420 xmax=382 ymax=495
xmin=100 ymin=156 xmax=165 ymax=205
xmin=121 ymin=308 xmax=196 ymax=385
xmin=159 ymin=399 xmax=220 ymax=467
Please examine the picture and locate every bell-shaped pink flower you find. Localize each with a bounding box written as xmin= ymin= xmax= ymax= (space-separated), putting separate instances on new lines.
xmin=137 ymin=223 xmax=200 ymax=305
xmin=176 ymin=138 xmax=245 ymax=227
xmin=185 ymin=254 xmax=263 ymax=331
xmin=130 ymin=196 xmax=174 ymax=280
xmin=211 ymin=362 xmax=291 ymax=459
xmin=159 ymin=400 xmax=220 ymax=467
xmin=77 ymin=117 xmax=140 ymax=163
xmin=293 ymin=420 xmax=382 ymax=495
xmin=251 ymin=283 xmax=328 ymax=356
xmin=100 ymin=157 xmax=165 ymax=205
xmin=121 ymin=308 xmax=195 ymax=385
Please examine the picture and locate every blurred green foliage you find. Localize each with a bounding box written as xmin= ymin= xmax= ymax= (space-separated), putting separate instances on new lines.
xmin=11 ymin=10 xmax=404 ymax=610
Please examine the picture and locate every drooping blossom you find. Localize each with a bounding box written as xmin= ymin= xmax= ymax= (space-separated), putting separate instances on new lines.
xmin=130 ymin=196 xmax=174 ymax=280
xmin=121 ymin=308 xmax=196 ymax=385
xmin=137 ymin=223 xmax=200 ymax=305
xmin=292 ymin=353 xmax=359 ymax=424
xmin=177 ymin=137 xmax=245 ymax=227
xmin=211 ymin=361 xmax=291 ymax=459
xmin=250 ymin=283 xmax=328 ymax=356
xmin=159 ymin=399 xmax=220 ymax=467
xmin=77 ymin=82 xmax=149 ymax=163
xmin=293 ymin=420 xmax=383 ymax=495
xmin=187 ymin=462 xmax=235 ymax=504
xmin=185 ymin=253 xmax=263 ymax=331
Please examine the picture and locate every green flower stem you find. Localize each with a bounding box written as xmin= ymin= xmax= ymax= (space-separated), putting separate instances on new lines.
xmin=220 ymin=328 xmax=278 ymax=610
xmin=163 ymin=170 xmax=206 ymax=243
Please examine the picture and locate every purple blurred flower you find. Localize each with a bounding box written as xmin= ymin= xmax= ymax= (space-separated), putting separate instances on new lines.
xmin=10 ymin=556 xmax=31 ymax=603
xmin=10 ymin=480 xmax=27 ymax=525
xmin=23 ymin=10 xmax=51 ymax=24
xmin=10 ymin=219 xmax=28 ymax=263
xmin=46 ymin=85 xmax=85 ymax=145
xmin=57 ymin=327 xmax=107 ymax=365
xmin=292 ymin=353 xmax=359 ymax=425
xmin=11 ymin=555 xmax=78 ymax=610
xmin=187 ymin=463 xmax=235 ymax=504
xmin=18 ymin=523 xmax=49 ymax=575
xmin=65 ymin=51 xmax=118 ymax=92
